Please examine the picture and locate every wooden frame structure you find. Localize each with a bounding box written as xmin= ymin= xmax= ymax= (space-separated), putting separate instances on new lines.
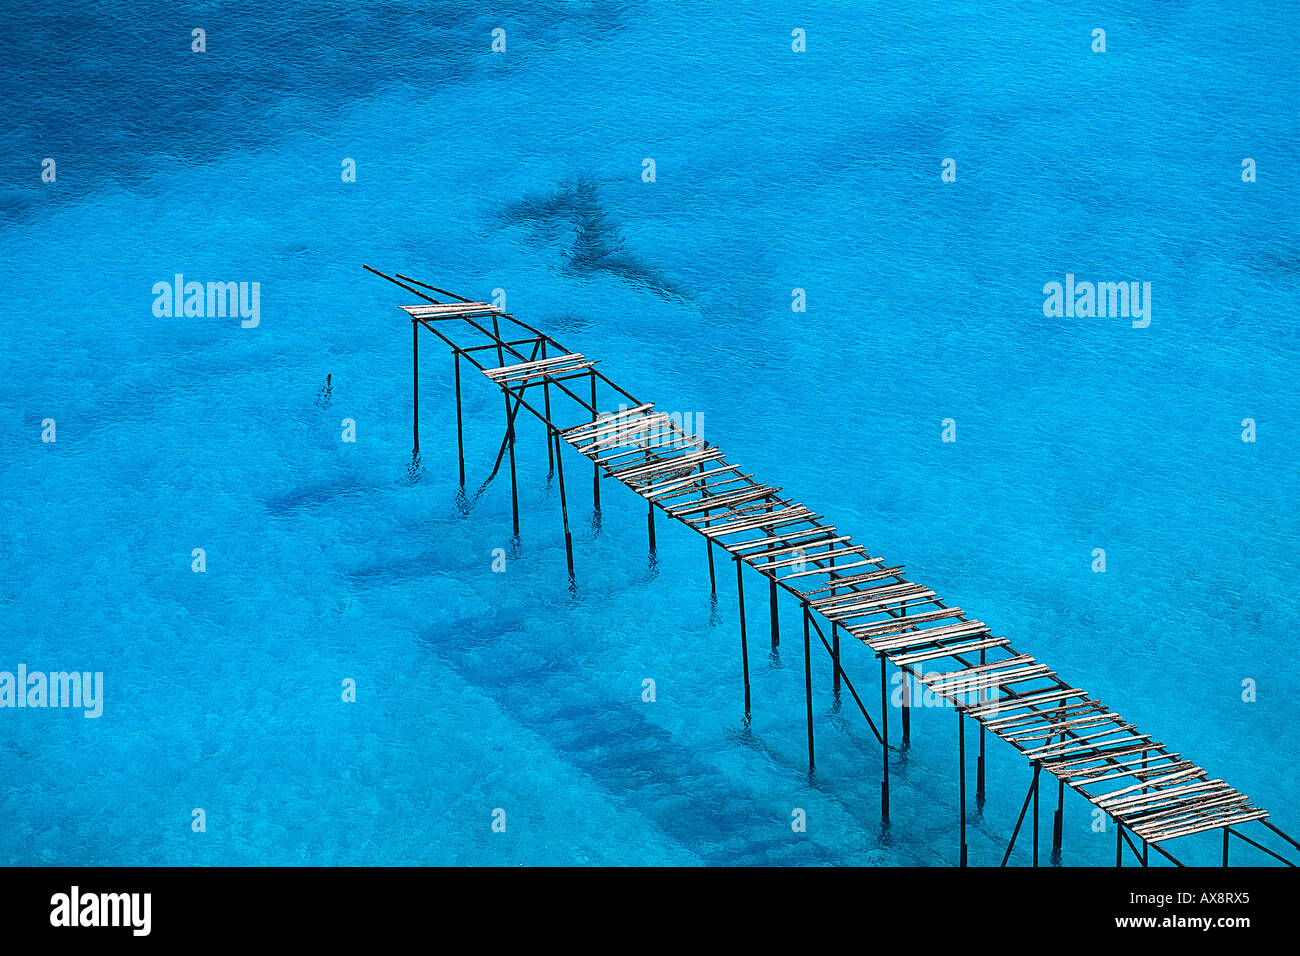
xmin=368 ymin=265 xmax=1297 ymax=868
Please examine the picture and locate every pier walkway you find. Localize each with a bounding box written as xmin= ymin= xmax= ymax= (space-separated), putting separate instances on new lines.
xmin=367 ymin=265 xmax=1297 ymax=868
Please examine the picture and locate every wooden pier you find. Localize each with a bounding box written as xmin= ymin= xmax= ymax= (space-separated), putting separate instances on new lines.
xmin=368 ymin=266 xmax=1298 ymax=868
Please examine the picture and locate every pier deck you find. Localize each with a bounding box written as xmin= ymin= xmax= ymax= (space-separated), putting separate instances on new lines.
xmin=367 ymin=265 xmax=1297 ymax=868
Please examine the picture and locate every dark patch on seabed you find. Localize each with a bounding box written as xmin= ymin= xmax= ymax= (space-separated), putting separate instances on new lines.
xmin=264 ymin=476 xmax=366 ymax=515
xmin=500 ymin=177 xmax=690 ymax=302
xmin=414 ymin=613 xmax=840 ymax=865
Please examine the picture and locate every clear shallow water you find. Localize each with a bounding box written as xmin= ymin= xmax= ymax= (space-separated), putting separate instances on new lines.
xmin=0 ymin=1 xmax=1296 ymax=865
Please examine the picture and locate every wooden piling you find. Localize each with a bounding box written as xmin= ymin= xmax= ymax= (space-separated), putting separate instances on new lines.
xmin=959 ymin=708 xmax=967 ymax=867
xmin=736 ymin=557 xmax=751 ymax=714
xmin=880 ymin=653 xmax=890 ymax=823
xmin=454 ymin=352 xmax=465 ymax=486
xmin=551 ymin=428 xmax=574 ymax=579
xmin=412 ymin=318 xmax=420 ymax=456
xmin=770 ymin=577 xmax=780 ymax=648
xmin=803 ymin=604 xmax=815 ymax=770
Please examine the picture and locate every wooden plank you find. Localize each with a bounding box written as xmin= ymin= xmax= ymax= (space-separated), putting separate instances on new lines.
xmin=403 ymin=302 xmax=500 ymax=319
xmin=926 ymin=664 xmax=1053 ymax=697
xmin=781 ymin=557 xmax=881 ymax=580
xmin=760 ymin=546 xmax=868 ymax=570
xmin=983 ymin=700 xmax=1105 ymax=731
xmin=803 ymin=566 xmax=906 ymax=596
xmin=1094 ymin=768 xmax=1214 ymax=805
xmin=702 ymin=508 xmax=815 ymax=538
xmin=1100 ymin=779 xmax=1228 ymax=812
xmin=1146 ymin=810 xmax=1268 ymax=844
xmin=1043 ymin=741 xmax=1165 ymax=773
xmin=968 ymin=689 xmax=1090 ymax=720
xmin=615 ymin=448 xmax=723 ymax=482
xmin=850 ymin=606 xmax=966 ymax=638
xmin=1002 ymin=713 xmax=1128 ymax=744
xmin=563 ymin=403 xmax=655 ymax=437
xmin=922 ymin=655 xmax=1041 ymax=685
xmin=867 ymin=619 xmax=988 ymax=649
xmin=1026 ymin=731 xmax=1152 ymax=763
xmin=727 ymin=526 xmax=841 ymax=554
xmin=672 ymin=486 xmax=783 ymax=518
xmin=732 ymin=536 xmax=854 ymax=561
xmin=889 ymin=636 xmax=1011 ymax=667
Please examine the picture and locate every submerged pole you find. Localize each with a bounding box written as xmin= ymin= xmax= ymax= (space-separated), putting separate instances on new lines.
xmin=830 ymin=555 xmax=840 ymax=697
xmin=770 ymin=578 xmax=780 ymax=648
xmin=736 ymin=558 xmax=751 ymax=715
xmin=977 ymin=647 xmax=986 ymax=806
xmin=505 ymin=392 xmax=519 ymax=536
xmin=959 ymin=708 xmax=967 ymax=867
xmin=412 ymin=318 xmax=420 ymax=457
xmin=702 ymin=463 xmax=716 ymax=595
xmin=589 ymin=372 xmax=600 ymax=511
xmin=1053 ymin=778 xmax=1064 ymax=857
xmin=803 ymin=604 xmax=814 ymax=771
xmin=901 ymin=606 xmax=910 ymax=745
xmin=454 ymin=352 xmax=465 ymax=486
xmin=551 ymin=428 xmax=575 ymax=579
xmin=880 ymin=654 xmax=890 ymax=822
xmin=542 ymin=341 xmax=554 ymax=473
xmin=1033 ymin=758 xmax=1041 ymax=867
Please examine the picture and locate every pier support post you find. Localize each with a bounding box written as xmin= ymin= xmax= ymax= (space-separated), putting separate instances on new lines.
xmin=803 ymin=604 xmax=815 ymax=771
xmin=412 ymin=319 xmax=420 ymax=458
xmin=736 ymin=558 xmax=751 ymax=715
xmin=505 ymin=391 xmax=519 ymax=536
xmin=453 ymin=352 xmax=465 ymax=486
xmin=1116 ymin=824 xmax=1123 ymax=867
xmin=551 ymin=428 xmax=575 ymax=580
xmin=542 ymin=342 xmax=554 ymax=473
xmin=832 ymin=623 xmax=841 ymax=697
xmin=648 ymin=501 xmax=656 ymax=554
xmin=1033 ymin=759 xmax=1041 ymax=867
xmin=880 ymin=654 xmax=890 ymax=823
xmin=976 ymin=648 xmax=986 ymax=806
xmin=959 ymin=708 xmax=967 ymax=867
xmin=1052 ymin=778 xmax=1064 ymax=857
xmin=589 ymin=372 xmax=600 ymax=511
xmin=702 ymin=464 xmax=716 ymax=595
xmin=900 ymin=607 xmax=910 ymax=746
xmin=1222 ymin=827 xmax=1229 ymax=867
xmin=830 ymin=556 xmax=841 ymax=697
xmin=770 ymin=578 xmax=780 ymax=648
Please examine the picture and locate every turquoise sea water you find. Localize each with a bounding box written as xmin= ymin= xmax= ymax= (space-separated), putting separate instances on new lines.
xmin=1 ymin=2 xmax=1296 ymax=865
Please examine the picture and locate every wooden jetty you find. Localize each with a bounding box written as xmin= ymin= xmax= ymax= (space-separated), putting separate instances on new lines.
xmin=368 ymin=266 xmax=1298 ymax=868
